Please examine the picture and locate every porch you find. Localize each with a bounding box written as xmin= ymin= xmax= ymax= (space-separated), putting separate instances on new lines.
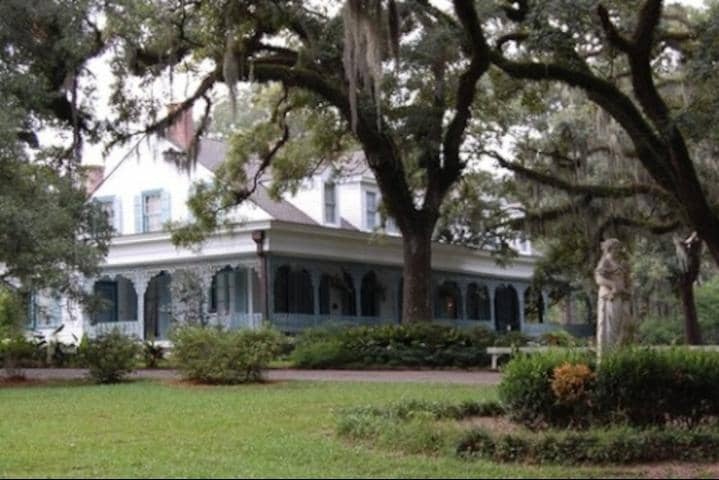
xmin=83 ymin=255 xmax=591 ymax=340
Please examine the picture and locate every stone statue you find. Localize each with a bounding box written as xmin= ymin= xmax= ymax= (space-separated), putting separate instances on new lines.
xmin=594 ymin=238 xmax=633 ymax=358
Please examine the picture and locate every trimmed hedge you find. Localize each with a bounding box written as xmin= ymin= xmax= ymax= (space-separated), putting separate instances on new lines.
xmin=171 ymin=326 xmax=281 ymax=384
xmin=499 ymin=347 xmax=719 ymax=428
xmin=457 ymin=427 xmax=719 ymax=464
xmin=290 ymin=324 xmax=526 ymax=369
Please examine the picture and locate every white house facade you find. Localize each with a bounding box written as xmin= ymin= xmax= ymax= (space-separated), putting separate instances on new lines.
xmin=27 ymin=111 xmax=592 ymax=343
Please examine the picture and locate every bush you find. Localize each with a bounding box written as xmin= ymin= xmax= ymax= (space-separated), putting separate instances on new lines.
xmin=79 ymin=330 xmax=141 ymax=383
xmin=171 ymin=326 xmax=281 ymax=384
xmin=142 ymin=340 xmax=165 ymax=368
xmin=457 ymin=426 xmax=719 ymax=464
xmin=499 ymin=347 xmax=719 ymax=428
xmin=594 ymin=348 xmax=719 ymax=426
xmin=0 ymin=335 xmax=35 ymax=378
xmin=291 ymin=323 xmax=497 ymax=369
xmin=499 ymin=349 xmax=595 ymax=428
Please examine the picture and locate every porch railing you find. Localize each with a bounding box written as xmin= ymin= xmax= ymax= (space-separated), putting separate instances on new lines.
xmin=523 ymin=322 xmax=594 ymax=338
xmin=209 ymin=313 xmax=264 ymax=330
xmin=270 ymin=313 xmax=396 ymax=333
xmin=87 ymin=320 xmax=143 ymax=339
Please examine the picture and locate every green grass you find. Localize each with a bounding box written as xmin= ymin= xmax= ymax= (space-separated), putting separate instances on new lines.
xmin=0 ymin=379 xmax=641 ymax=477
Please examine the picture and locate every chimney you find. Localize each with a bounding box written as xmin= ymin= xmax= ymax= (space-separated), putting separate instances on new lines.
xmin=165 ymin=103 xmax=195 ymax=151
xmin=84 ymin=165 xmax=105 ymax=195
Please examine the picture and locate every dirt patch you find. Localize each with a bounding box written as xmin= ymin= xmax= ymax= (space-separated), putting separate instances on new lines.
xmin=458 ymin=415 xmax=526 ymax=435
xmin=616 ymin=461 xmax=719 ymax=478
xmin=0 ymin=376 xmax=49 ymax=388
xmin=162 ymin=378 xmax=285 ymax=389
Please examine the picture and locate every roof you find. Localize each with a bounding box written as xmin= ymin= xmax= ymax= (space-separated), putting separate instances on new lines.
xmin=195 ymin=138 xmax=320 ymax=227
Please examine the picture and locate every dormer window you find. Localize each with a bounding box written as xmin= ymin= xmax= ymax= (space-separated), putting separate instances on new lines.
xmin=365 ymin=191 xmax=377 ymax=230
xmin=324 ymin=182 xmax=336 ymax=224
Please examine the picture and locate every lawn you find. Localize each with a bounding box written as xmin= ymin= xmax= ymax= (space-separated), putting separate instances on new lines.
xmin=0 ymin=379 xmax=658 ymax=477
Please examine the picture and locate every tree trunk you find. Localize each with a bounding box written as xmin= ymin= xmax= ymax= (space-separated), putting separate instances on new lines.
xmin=401 ymin=227 xmax=433 ymax=323
xmin=673 ymin=232 xmax=703 ymax=345
xmin=678 ymin=278 xmax=702 ymax=345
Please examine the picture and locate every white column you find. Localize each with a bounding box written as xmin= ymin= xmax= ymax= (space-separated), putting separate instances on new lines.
xmin=517 ymin=284 xmax=529 ymax=332
xmin=247 ymin=267 xmax=254 ymax=315
xmin=133 ymin=271 xmax=150 ymax=340
xmin=487 ymin=281 xmax=497 ymax=330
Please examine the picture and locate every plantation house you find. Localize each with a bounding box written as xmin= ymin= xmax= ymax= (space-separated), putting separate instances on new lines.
xmin=27 ymin=110 xmax=590 ymax=343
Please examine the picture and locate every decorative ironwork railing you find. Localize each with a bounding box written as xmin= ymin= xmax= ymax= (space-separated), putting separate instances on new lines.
xmin=87 ymin=321 xmax=143 ymax=339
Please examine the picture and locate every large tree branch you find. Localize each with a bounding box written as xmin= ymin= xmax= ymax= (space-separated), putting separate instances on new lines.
xmin=424 ymin=0 xmax=490 ymax=215
xmin=488 ymin=150 xmax=674 ymax=203
xmin=489 ymin=50 xmax=680 ymax=195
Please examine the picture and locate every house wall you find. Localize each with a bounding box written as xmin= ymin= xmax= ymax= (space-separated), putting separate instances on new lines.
xmin=91 ymin=137 xmax=271 ymax=236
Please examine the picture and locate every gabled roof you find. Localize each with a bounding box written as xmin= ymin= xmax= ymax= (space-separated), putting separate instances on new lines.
xmin=196 ymin=138 xmax=319 ymax=226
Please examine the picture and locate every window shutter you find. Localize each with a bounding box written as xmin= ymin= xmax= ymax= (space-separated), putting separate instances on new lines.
xmin=113 ymin=196 xmax=123 ymax=234
xmin=134 ymin=195 xmax=143 ymax=233
xmin=160 ymin=190 xmax=171 ymax=225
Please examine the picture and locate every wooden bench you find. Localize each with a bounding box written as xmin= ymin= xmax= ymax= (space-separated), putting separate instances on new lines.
xmin=486 ymin=345 xmax=719 ymax=370
xmin=486 ymin=346 xmax=592 ymax=370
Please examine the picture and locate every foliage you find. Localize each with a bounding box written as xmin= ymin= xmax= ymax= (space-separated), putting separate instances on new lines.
xmin=499 ymin=349 xmax=595 ymax=428
xmin=457 ymin=426 xmax=719 ymax=465
xmin=637 ymin=275 xmax=719 ymax=345
xmin=550 ymin=363 xmax=595 ymax=412
xmin=290 ymin=324 xmax=499 ymax=369
xmin=0 ymin=2 xmax=111 ymax=300
xmin=500 ymin=348 xmax=719 ymax=428
xmin=340 ymin=399 xmax=505 ymax=423
xmin=142 ymin=340 xmax=165 ymax=368
xmin=171 ymin=326 xmax=281 ymax=384
xmin=0 ymin=287 xmax=24 ymax=335
xmin=0 ymin=335 xmax=35 ymax=379
xmin=78 ymin=330 xmax=141 ymax=384
xmin=168 ymin=270 xmax=206 ymax=326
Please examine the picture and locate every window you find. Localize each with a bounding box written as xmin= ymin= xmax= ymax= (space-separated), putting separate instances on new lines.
xmin=93 ymin=281 xmax=118 ymax=323
xmin=324 ymin=182 xmax=336 ymax=224
xmin=143 ymin=192 xmax=163 ymax=232
xmin=365 ymin=191 xmax=377 ymax=230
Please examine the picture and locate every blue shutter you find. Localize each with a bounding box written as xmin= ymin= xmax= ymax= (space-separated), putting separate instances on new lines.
xmin=134 ymin=195 xmax=143 ymax=233
xmin=160 ymin=190 xmax=171 ymax=225
xmin=113 ymin=196 xmax=123 ymax=234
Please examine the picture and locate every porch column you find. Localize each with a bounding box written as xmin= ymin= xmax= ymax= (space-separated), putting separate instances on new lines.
xmin=133 ymin=271 xmax=150 ymax=340
xmin=227 ymin=267 xmax=237 ymax=318
xmin=516 ymin=283 xmax=529 ymax=332
xmin=247 ymin=267 xmax=254 ymax=315
xmin=541 ymin=290 xmax=550 ymax=324
xmin=487 ymin=281 xmax=497 ymax=330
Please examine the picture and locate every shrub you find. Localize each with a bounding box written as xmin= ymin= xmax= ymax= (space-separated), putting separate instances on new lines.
xmin=593 ymin=348 xmax=719 ymax=426
xmin=142 ymin=340 xmax=165 ymax=368
xmin=79 ymin=330 xmax=141 ymax=383
xmin=498 ymin=349 xmax=595 ymax=428
xmin=457 ymin=426 xmax=719 ymax=465
xmin=499 ymin=347 xmax=719 ymax=428
xmin=0 ymin=335 xmax=35 ymax=378
xmin=291 ymin=323 xmax=497 ymax=369
xmin=171 ymin=326 xmax=281 ymax=384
